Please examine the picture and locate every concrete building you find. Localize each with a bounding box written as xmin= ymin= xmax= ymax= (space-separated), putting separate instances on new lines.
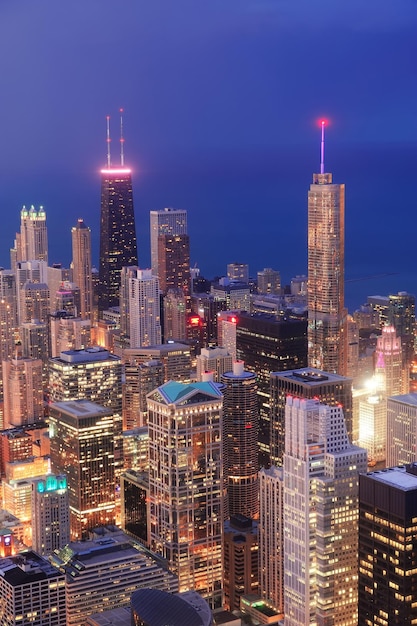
xmin=71 ymin=218 xmax=93 ymax=321
xmin=223 ymin=515 xmax=258 ymax=612
xmin=150 ymin=208 xmax=187 ymax=278
xmin=257 ymin=268 xmax=280 ymax=295
xmin=387 ymin=393 xmax=417 ymax=467
xmin=31 ymin=474 xmax=70 ymax=556
xmin=2 ymin=357 xmax=44 ymax=428
xmin=196 ymin=346 xmax=233 ymax=383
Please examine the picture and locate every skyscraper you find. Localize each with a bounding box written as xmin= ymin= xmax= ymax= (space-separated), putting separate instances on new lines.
xmin=386 ymin=393 xmax=417 ymax=467
xmin=308 ymin=121 xmax=347 ymax=375
xmin=150 ymin=208 xmax=187 ymax=278
xmin=358 ymin=465 xmax=417 ymax=625
xmin=222 ymin=361 xmax=259 ymax=519
xmin=158 ymin=233 xmax=191 ymax=298
xmin=123 ymin=268 xmax=161 ymax=348
xmin=98 ymin=115 xmax=138 ymax=313
xmin=71 ymin=218 xmax=93 ymax=321
xmin=18 ymin=205 xmax=48 ymax=264
xmin=31 ymin=474 xmax=70 ymax=555
xmin=2 ymin=357 xmax=44 ymax=428
xmin=284 ymin=397 xmax=367 ymax=625
xmin=148 ymin=380 xmax=223 ymax=608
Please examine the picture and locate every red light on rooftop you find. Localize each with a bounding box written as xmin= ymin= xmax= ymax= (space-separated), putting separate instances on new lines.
xmin=229 ymin=316 xmax=237 ymax=324
xmin=189 ymin=316 xmax=200 ymax=326
xmin=317 ymin=117 xmax=329 ymax=127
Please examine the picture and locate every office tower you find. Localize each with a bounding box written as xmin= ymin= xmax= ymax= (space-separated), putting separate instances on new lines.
xmin=222 ymin=361 xmax=259 ymax=519
xmin=120 ymin=468 xmax=149 ymax=546
xmin=196 ymin=346 xmax=233 ymax=382
xmin=386 ymin=393 xmax=417 ymax=466
xmin=375 ymin=325 xmax=405 ymax=395
xmin=20 ymin=319 xmax=49 ymax=385
xmin=284 ymin=397 xmax=367 ymax=626
xmin=2 ymin=357 xmax=44 ymax=428
xmin=71 ymin=218 xmax=93 ymax=321
xmin=227 ymin=262 xmax=249 ymax=283
xmin=290 ymin=274 xmax=307 ymax=296
xmin=307 ymin=122 xmax=347 ymax=375
xmin=131 ymin=589 xmax=212 ymax=626
xmin=49 ymin=313 xmax=91 ymax=358
xmin=150 ymin=207 xmax=188 ymax=277
xmin=0 ymin=269 xmax=18 ymax=349
xmin=270 ymin=367 xmax=353 ymax=466
xmin=358 ymin=465 xmax=417 ymax=625
xmin=49 ymin=400 xmax=116 ymax=539
xmin=211 ymin=278 xmax=251 ymax=312
xmin=217 ymin=311 xmax=239 ymax=360
xmin=0 ymin=428 xmax=33 ymax=477
xmin=358 ymin=391 xmax=386 ymax=465
xmin=236 ymin=311 xmax=308 ymax=467
xmin=148 ymin=380 xmax=223 ymax=608
xmin=121 ymin=344 xmax=191 ymax=383
xmin=50 ymin=527 xmax=178 ymax=626
xmin=125 ymin=268 xmax=161 ymax=348
xmin=191 ymin=292 xmax=228 ymax=346
xmin=259 ymin=466 xmax=284 ymax=612
xmin=0 ymin=550 xmax=65 ymax=626
xmin=158 ymin=233 xmax=191 ymax=298
xmin=53 ymin=281 xmax=80 ymax=316
xmin=31 ymin=474 xmax=70 ymax=555
xmin=163 ymin=288 xmax=187 ymax=341
xmin=122 ymin=427 xmax=149 ymax=471
xmin=257 ymin=267 xmax=281 ymax=295
xmin=18 ymin=205 xmax=48 ymax=263
xmin=122 ymin=358 xmax=164 ymax=430
xmin=388 ymin=291 xmax=416 ymax=369
xmin=19 ymin=282 xmax=50 ymax=324
xmin=98 ymin=116 xmax=138 ymax=314
xmin=223 ymin=515 xmax=258 ymax=611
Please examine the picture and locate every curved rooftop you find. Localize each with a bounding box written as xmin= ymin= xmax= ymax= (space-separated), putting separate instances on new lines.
xmin=131 ymin=588 xmax=212 ymax=626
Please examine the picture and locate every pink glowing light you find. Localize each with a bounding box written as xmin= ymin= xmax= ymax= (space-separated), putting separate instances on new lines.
xmin=100 ymin=168 xmax=132 ymax=175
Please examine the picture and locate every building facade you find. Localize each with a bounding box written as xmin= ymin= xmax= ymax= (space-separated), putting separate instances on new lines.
xmin=71 ymin=218 xmax=93 ymax=321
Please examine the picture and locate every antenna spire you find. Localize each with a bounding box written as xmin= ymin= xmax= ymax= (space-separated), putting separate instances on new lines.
xmin=106 ymin=115 xmax=111 ymax=168
xmin=320 ymin=120 xmax=325 ymax=174
xmin=119 ymin=108 xmax=125 ymax=167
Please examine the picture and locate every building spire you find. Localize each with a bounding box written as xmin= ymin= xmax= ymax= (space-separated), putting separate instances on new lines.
xmin=106 ymin=115 xmax=111 ymax=168
xmin=119 ymin=108 xmax=125 ymax=167
xmin=320 ymin=120 xmax=326 ymax=174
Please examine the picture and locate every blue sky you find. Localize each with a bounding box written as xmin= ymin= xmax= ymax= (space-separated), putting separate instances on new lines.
xmin=0 ymin=0 xmax=416 ymax=307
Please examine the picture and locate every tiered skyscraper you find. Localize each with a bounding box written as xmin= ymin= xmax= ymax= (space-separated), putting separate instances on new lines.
xmin=308 ymin=122 xmax=347 ymax=375
xmin=98 ymin=114 xmax=138 ymax=313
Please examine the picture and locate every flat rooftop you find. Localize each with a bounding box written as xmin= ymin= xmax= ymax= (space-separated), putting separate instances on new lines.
xmin=387 ymin=393 xmax=417 ymax=407
xmin=368 ymin=466 xmax=417 ymax=491
xmin=272 ymin=367 xmax=351 ymax=384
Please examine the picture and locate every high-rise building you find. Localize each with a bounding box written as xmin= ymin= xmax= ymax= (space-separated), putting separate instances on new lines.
xmin=124 ymin=268 xmax=161 ymax=348
xmin=211 ymin=279 xmax=251 ymax=312
xmin=2 ymin=357 xmax=44 ymax=428
xmin=0 ymin=550 xmax=65 ymax=626
xmin=71 ymin=218 xmax=93 ymax=321
xmin=98 ymin=117 xmax=138 ymax=313
xmin=223 ymin=514 xmax=258 ymax=611
xmin=388 ymin=291 xmax=416 ymax=370
xmin=163 ymin=288 xmax=187 ymax=342
xmin=191 ymin=292 xmax=228 ymax=347
xmin=18 ymin=205 xmax=48 ymax=264
xmin=49 ymin=400 xmax=116 ymax=539
xmin=284 ymin=397 xmax=367 ymax=625
xmin=120 ymin=468 xmax=149 ymax=546
xmin=31 ymin=474 xmax=70 ymax=555
xmin=386 ymin=393 xmax=417 ymax=467
xmin=122 ymin=358 xmax=164 ymax=430
xmin=270 ymin=367 xmax=353 ymax=466
xmin=375 ymin=325 xmax=405 ymax=396
xmin=358 ymin=465 xmax=417 ymax=625
xmin=227 ymin=263 xmax=249 ymax=284
xmin=121 ymin=344 xmax=191 ymax=383
xmin=49 ymin=313 xmax=91 ymax=358
xmin=307 ymin=122 xmax=347 ymax=375
xmin=196 ymin=346 xmax=233 ymax=382
xmin=148 ymin=380 xmax=223 ymax=608
xmin=19 ymin=282 xmax=50 ymax=325
xmin=259 ymin=465 xmax=284 ymax=612
xmin=236 ymin=312 xmax=308 ymax=467
xmin=222 ymin=361 xmax=259 ymax=519
xmin=150 ymin=208 xmax=187 ymax=278
xmin=158 ymin=233 xmax=191 ymax=299
xmin=257 ymin=268 xmax=281 ymax=295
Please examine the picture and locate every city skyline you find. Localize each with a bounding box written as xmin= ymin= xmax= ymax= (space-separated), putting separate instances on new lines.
xmin=0 ymin=1 xmax=416 ymax=311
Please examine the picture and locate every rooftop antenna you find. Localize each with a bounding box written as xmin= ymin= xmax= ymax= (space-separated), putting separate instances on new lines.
xmin=119 ymin=108 xmax=125 ymax=167
xmin=106 ymin=115 xmax=111 ymax=168
xmin=320 ymin=120 xmax=325 ymax=174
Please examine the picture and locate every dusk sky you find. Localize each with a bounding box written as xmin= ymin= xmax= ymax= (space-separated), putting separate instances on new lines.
xmin=0 ymin=0 xmax=416 ymax=309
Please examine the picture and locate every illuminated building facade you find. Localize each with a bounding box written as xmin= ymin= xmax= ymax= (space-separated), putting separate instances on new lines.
xmin=270 ymin=367 xmax=353 ymax=466
xmin=227 ymin=263 xmax=249 ymax=283
xmin=0 ymin=551 xmax=65 ymax=626
xmin=163 ymin=288 xmax=187 ymax=342
xmin=121 ymin=344 xmax=191 ymax=383
xmin=49 ymin=313 xmax=91 ymax=358
xmin=148 ymin=380 xmax=223 ymax=608
xmin=191 ymin=292 xmax=228 ymax=347
xmin=18 ymin=205 xmax=48 ymax=264
xmin=222 ymin=361 xmax=259 ymax=519
xmin=223 ymin=515 xmax=258 ymax=611
xmin=71 ymin=218 xmax=93 ymax=321
xmin=358 ymin=465 xmax=417 ymax=626
xmin=196 ymin=346 xmax=233 ymax=383
xmin=122 ymin=358 xmax=164 ymax=430
xmin=375 ymin=325 xmax=404 ymax=396
xmin=19 ymin=282 xmax=49 ymax=324
xmin=259 ymin=465 xmax=284 ymax=612
xmin=120 ymin=468 xmax=149 ymax=547
xmin=284 ymin=397 xmax=367 ymax=626
xmin=307 ymin=123 xmax=347 ymax=375
xmin=236 ymin=312 xmax=307 ymax=467
xmin=388 ymin=291 xmax=416 ymax=370
xmin=211 ymin=279 xmax=251 ymax=312
xmin=2 ymin=357 xmax=44 ymax=428
xmin=150 ymin=208 xmax=187 ymax=278
xmin=127 ymin=268 xmax=161 ymax=348
xmin=386 ymin=393 xmax=417 ymax=467
xmin=0 ymin=428 xmax=33 ymax=476
xmin=98 ymin=167 xmax=138 ymax=313
xmin=158 ymin=233 xmax=191 ymax=299
xmin=49 ymin=400 xmax=116 ymax=539
xmin=31 ymin=474 xmax=70 ymax=555
xmin=50 ymin=527 xmax=178 ymax=625
xmin=257 ymin=267 xmax=281 ymax=295
xmin=358 ymin=392 xmax=386 ymax=464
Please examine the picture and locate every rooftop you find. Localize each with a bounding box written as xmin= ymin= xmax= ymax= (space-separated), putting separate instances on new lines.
xmin=368 ymin=465 xmax=417 ymax=491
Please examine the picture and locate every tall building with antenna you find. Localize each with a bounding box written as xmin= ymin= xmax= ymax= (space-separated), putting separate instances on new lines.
xmin=307 ymin=121 xmax=347 ymax=375
xmin=98 ymin=111 xmax=138 ymax=314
